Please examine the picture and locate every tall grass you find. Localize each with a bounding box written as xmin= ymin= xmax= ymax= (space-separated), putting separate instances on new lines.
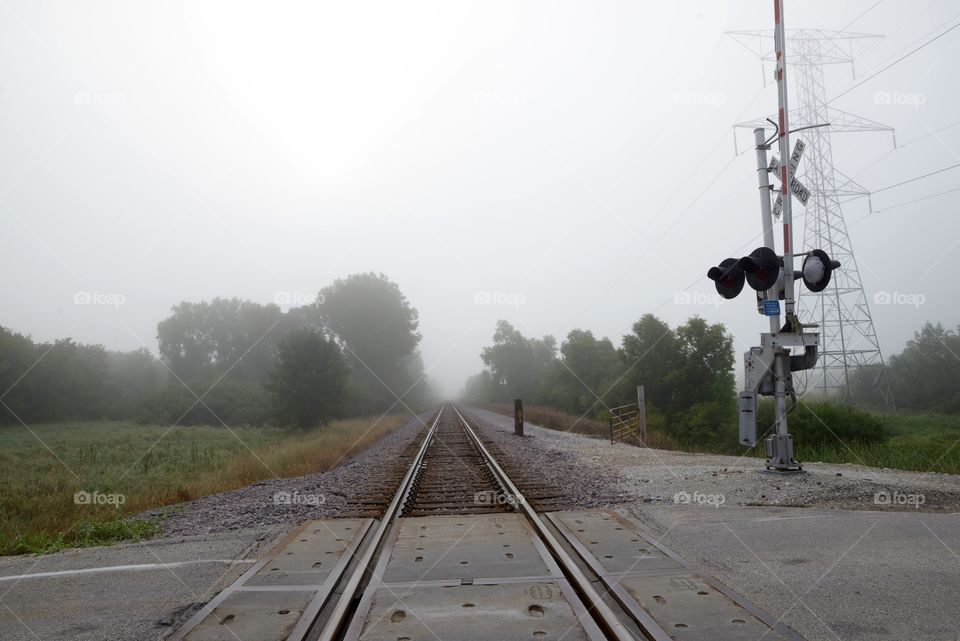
xmin=0 ymin=416 xmax=408 ymax=555
xmin=796 ymin=412 xmax=960 ymax=474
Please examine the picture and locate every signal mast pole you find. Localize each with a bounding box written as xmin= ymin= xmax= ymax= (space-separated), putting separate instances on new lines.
xmin=766 ymin=0 xmax=797 ymax=463
xmin=753 ymin=128 xmax=789 ymax=438
xmin=754 ymin=128 xmax=778 ymax=335
xmin=774 ymin=0 xmax=796 ymax=321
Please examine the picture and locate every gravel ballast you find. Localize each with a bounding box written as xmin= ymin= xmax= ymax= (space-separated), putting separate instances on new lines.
xmin=462 ymin=407 xmax=633 ymax=508
xmin=150 ymin=411 xmax=432 ymax=537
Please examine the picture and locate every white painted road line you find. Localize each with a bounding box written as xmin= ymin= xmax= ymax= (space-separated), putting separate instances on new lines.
xmin=748 ymin=514 xmax=834 ymax=522
xmin=0 ymin=559 xmax=255 ymax=582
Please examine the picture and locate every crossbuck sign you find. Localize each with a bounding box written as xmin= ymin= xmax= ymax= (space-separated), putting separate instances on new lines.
xmin=769 ymin=139 xmax=810 ymax=216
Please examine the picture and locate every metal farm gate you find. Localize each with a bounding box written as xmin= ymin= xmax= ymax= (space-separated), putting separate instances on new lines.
xmin=609 ymin=385 xmax=646 ymax=445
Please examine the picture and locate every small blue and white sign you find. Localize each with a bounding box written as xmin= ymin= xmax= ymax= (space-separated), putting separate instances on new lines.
xmin=762 ymin=300 xmax=781 ymax=316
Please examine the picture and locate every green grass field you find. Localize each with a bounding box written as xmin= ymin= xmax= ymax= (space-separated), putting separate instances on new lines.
xmin=794 ymin=412 xmax=960 ymax=474
xmin=0 ymin=416 xmax=407 ymax=556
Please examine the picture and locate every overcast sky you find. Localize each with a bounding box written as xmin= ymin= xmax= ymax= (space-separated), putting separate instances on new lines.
xmin=2 ymin=0 xmax=959 ymax=398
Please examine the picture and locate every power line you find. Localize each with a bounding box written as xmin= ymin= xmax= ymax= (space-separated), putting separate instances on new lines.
xmin=855 ymin=1 xmax=954 ymax=65
xmin=831 ymin=118 xmax=960 ymax=194
xmin=844 ymin=7 xmax=960 ymax=82
xmin=876 ymin=184 xmax=960 ymax=211
xmin=840 ymin=0 xmax=884 ymax=32
xmin=870 ymin=161 xmax=960 ymax=193
xmin=829 ymin=19 xmax=960 ymax=103
xmin=635 ymin=83 xmax=768 ymax=239
xmin=900 ymin=118 xmax=960 ymax=148
xmin=558 ymin=37 xmax=773 ymax=331
xmin=647 ymin=155 xmax=738 ymax=250
xmin=849 ymin=184 xmax=960 ymax=227
xmin=838 ymin=159 xmax=960 ymax=207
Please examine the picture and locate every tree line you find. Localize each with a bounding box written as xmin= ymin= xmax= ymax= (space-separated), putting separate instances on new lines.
xmin=461 ymin=315 xmax=738 ymax=446
xmin=462 ymin=316 xmax=960 ymax=448
xmin=0 ymin=273 xmax=434 ymax=429
xmin=0 ymin=333 xmax=166 ymax=424
xmin=849 ymin=321 xmax=960 ymax=413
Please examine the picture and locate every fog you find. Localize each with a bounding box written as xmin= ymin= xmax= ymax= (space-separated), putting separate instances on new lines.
xmin=2 ymin=0 xmax=958 ymax=398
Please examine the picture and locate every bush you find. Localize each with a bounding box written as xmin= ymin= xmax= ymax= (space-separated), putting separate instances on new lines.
xmin=757 ymin=399 xmax=887 ymax=446
xmin=668 ymin=399 xmax=737 ymax=447
xmin=138 ymin=380 xmax=271 ymax=427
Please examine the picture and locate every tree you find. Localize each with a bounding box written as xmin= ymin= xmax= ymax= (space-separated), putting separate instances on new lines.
xmin=266 ymin=328 xmax=348 ymax=429
xmin=461 ymin=371 xmax=497 ymax=405
xmin=667 ymin=317 xmax=736 ymax=443
xmin=886 ymin=322 xmax=960 ymax=413
xmin=544 ymin=329 xmax=620 ymax=414
xmin=157 ymin=298 xmax=293 ymax=383
xmin=104 ymin=349 xmax=167 ymax=419
xmin=316 ymin=273 xmax=425 ymax=413
xmin=669 ymin=317 xmax=735 ymax=412
xmin=617 ymin=314 xmax=680 ymax=412
xmin=0 ymin=327 xmax=170 ymax=424
xmin=480 ymin=321 xmax=556 ymax=402
xmin=0 ymin=327 xmax=40 ymax=423
xmin=846 ymin=364 xmax=887 ymax=407
xmin=31 ymin=338 xmax=110 ymax=421
xmin=317 ymin=273 xmax=420 ymax=370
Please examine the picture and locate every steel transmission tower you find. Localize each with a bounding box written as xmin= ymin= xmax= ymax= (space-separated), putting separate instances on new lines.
xmin=729 ymin=29 xmax=894 ymax=401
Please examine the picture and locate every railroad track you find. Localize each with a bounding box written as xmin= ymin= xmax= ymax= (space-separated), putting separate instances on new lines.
xmin=401 ymin=409 xmax=511 ymax=517
xmin=306 ymin=403 xmax=632 ymax=641
xmin=334 ymin=406 xmax=568 ymax=519
xmin=172 ymin=403 xmax=806 ymax=641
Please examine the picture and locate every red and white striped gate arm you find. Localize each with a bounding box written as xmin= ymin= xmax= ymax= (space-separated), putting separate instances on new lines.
xmin=774 ymin=0 xmax=796 ymax=316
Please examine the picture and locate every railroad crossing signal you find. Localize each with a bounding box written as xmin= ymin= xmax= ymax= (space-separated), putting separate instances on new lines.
xmin=801 ymin=249 xmax=840 ymax=292
xmin=740 ymin=246 xmax=779 ymax=291
xmin=706 ymin=258 xmax=745 ymax=299
xmin=707 ymin=249 xmax=786 ymax=301
xmin=707 ymin=248 xmax=840 ymax=301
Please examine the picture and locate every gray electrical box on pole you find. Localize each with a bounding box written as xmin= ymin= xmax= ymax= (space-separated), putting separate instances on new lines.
xmin=738 ymin=391 xmax=757 ymax=446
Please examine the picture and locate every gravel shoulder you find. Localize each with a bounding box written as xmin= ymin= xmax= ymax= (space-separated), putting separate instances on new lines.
xmin=464 ymin=406 xmax=960 ymax=512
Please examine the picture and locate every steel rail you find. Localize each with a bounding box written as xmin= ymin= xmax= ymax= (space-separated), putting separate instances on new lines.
xmin=450 ymin=404 xmax=638 ymax=641
xmin=310 ymin=404 xmax=445 ymax=641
